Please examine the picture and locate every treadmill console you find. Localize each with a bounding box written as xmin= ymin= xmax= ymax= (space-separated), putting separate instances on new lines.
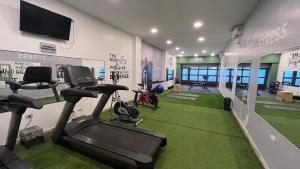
xmin=64 ymin=66 xmax=97 ymax=87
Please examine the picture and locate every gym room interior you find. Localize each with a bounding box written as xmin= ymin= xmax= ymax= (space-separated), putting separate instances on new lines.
xmin=0 ymin=0 xmax=300 ymax=169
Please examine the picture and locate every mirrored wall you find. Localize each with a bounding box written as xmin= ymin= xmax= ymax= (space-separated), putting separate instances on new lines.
xmin=255 ymin=50 xmax=300 ymax=149
xmin=225 ymin=68 xmax=234 ymax=91
xmin=235 ymin=62 xmax=251 ymax=104
xmin=0 ymin=50 xmax=106 ymax=105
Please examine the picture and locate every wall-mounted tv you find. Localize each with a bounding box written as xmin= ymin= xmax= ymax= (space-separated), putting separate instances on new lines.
xmin=20 ymin=1 xmax=72 ymax=40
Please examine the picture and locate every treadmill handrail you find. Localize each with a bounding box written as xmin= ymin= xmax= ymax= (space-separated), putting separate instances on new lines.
xmin=0 ymin=94 xmax=43 ymax=111
xmin=82 ymin=84 xmax=129 ymax=93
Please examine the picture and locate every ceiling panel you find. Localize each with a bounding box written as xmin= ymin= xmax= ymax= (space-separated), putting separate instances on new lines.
xmin=60 ymin=0 xmax=258 ymax=56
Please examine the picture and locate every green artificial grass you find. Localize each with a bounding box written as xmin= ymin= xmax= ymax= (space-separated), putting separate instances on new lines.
xmin=256 ymin=96 xmax=300 ymax=149
xmin=161 ymin=91 xmax=224 ymax=109
xmin=16 ymin=92 xmax=263 ymax=169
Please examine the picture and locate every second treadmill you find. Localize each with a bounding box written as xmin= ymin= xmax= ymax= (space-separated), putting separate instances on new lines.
xmin=52 ymin=66 xmax=167 ymax=169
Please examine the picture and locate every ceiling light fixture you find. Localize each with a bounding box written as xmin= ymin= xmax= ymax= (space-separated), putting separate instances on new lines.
xmin=175 ymin=47 xmax=180 ymax=50
xmin=178 ymin=54 xmax=183 ymax=57
xmin=211 ymin=53 xmax=216 ymax=56
xmin=198 ymin=37 xmax=205 ymax=42
xmin=181 ymin=51 xmax=185 ymax=54
xmin=193 ymin=21 xmax=203 ymax=28
xmin=166 ymin=40 xmax=172 ymax=45
xmin=150 ymin=28 xmax=158 ymax=34
xmin=202 ymin=50 xmax=207 ymax=53
xmin=194 ymin=53 xmax=198 ymax=57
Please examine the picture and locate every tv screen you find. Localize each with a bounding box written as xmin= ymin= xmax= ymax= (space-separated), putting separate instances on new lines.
xmin=20 ymin=1 xmax=72 ymax=40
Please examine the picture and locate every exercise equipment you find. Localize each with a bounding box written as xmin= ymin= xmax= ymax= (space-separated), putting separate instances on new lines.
xmin=269 ymin=81 xmax=281 ymax=95
xmin=110 ymin=71 xmax=143 ymax=126
xmin=189 ymin=75 xmax=209 ymax=91
xmin=133 ymin=85 xmax=160 ymax=110
xmin=154 ymin=84 xmax=164 ymax=94
xmin=167 ymin=95 xmax=197 ymax=100
xmin=167 ymin=93 xmax=198 ymax=100
xmin=52 ymin=66 xmax=167 ymax=169
xmin=0 ymin=94 xmax=43 ymax=169
xmin=5 ymin=66 xmax=60 ymax=102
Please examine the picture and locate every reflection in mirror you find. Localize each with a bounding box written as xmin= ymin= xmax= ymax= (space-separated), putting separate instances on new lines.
xmin=0 ymin=50 xmax=106 ymax=105
xmin=235 ymin=62 xmax=251 ymax=104
xmin=226 ymin=68 xmax=234 ymax=90
xmin=256 ymin=51 xmax=300 ymax=149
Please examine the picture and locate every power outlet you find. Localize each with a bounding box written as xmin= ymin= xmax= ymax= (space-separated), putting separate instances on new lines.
xmin=25 ymin=114 xmax=33 ymax=119
xmin=270 ymin=134 xmax=277 ymax=143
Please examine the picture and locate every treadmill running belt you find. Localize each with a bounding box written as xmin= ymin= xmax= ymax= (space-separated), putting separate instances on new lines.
xmin=77 ymin=123 xmax=162 ymax=157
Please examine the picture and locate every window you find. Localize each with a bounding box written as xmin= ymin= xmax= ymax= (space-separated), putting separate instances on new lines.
xmin=283 ymin=71 xmax=293 ymax=86
xmin=296 ymin=71 xmax=300 ymax=86
xmin=181 ymin=65 xmax=220 ymax=83
xmin=257 ymin=68 xmax=267 ymax=85
xmin=181 ymin=68 xmax=189 ymax=81
xmin=98 ymin=68 xmax=105 ymax=79
xmin=207 ymin=67 xmax=218 ymax=82
xmin=237 ymin=67 xmax=250 ymax=84
xmin=283 ymin=71 xmax=300 ymax=86
xmin=226 ymin=68 xmax=234 ymax=83
xmin=190 ymin=68 xmax=199 ymax=81
xmin=166 ymin=69 xmax=174 ymax=81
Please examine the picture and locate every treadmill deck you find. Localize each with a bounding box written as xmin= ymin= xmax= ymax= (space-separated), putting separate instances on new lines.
xmin=76 ymin=123 xmax=162 ymax=157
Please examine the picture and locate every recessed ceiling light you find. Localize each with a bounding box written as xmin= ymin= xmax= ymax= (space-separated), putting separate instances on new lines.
xmin=178 ymin=54 xmax=183 ymax=57
xmin=202 ymin=50 xmax=207 ymax=53
xmin=193 ymin=21 xmax=203 ymax=28
xmin=150 ymin=28 xmax=158 ymax=34
xmin=198 ymin=37 xmax=205 ymax=42
xmin=194 ymin=53 xmax=198 ymax=57
xmin=175 ymin=47 xmax=180 ymax=50
xmin=181 ymin=51 xmax=185 ymax=54
xmin=166 ymin=40 xmax=172 ymax=45
xmin=211 ymin=53 xmax=216 ymax=56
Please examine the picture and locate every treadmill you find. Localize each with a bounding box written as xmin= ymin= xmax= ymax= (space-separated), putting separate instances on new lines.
xmin=52 ymin=66 xmax=167 ymax=169
xmin=0 ymin=94 xmax=43 ymax=169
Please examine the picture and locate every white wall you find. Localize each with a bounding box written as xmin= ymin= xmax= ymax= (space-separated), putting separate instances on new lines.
xmin=0 ymin=0 xmax=174 ymax=145
xmin=277 ymin=49 xmax=300 ymax=96
xmin=0 ymin=0 xmax=136 ymax=144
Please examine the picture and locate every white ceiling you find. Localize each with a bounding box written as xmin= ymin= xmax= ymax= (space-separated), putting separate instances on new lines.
xmin=60 ymin=0 xmax=258 ymax=56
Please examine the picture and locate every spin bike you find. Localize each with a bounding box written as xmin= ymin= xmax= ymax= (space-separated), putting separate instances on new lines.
xmin=133 ymin=83 xmax=160 ymax=110
xmin=110 ymin=71 xmax=143 ymax=126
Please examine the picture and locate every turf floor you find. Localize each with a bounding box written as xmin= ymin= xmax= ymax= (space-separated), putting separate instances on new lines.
xmin=16 ymin=92 xmax=263 ymax=169
xmin=256 ymin=96 xmax=300 ymax=149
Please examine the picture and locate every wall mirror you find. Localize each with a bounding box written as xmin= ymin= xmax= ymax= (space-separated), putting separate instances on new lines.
xmin=235 ymin=62 xmax=251 ymax=104
xmin=255 ymin=50 xmax=300 ymax=149
xmin=225 ymin=68 xmax=234 ymax=91
xmin=0 ymin=50 xmax=105 ymax=105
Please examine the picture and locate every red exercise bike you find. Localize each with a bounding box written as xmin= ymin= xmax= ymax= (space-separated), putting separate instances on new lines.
xmin=133 ymin=84 xmax=160 ymax=110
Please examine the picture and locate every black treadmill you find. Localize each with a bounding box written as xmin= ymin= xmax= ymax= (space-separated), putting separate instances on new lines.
xmin=52 ymin=66 xmax=167 ymax=169
xmin=0 ymin=94 xmax=43 ymax=169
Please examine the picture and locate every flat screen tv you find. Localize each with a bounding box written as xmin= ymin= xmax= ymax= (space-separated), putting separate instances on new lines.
xmin=20 ymin=0 xmax=72 ymax=40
